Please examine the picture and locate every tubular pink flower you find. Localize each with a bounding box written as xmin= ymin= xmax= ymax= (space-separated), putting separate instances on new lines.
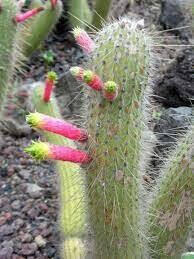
xmin=14 ymin=7 xmax=44 ymax=23
xmin=83 ymin=70 xmax=103 ymax=91
xmin=25 ymin=141 xmax=92 ymax=164
xmin=102 ymin=81 xmax=118 ymax=101
xmin=26 ymin=112 xmax=88 ymax=141
xmin=72 ymin=28 xmax=95 ymax=54
xmin=43 ymin=71 xmax=58 ymax=102
xmin=50 ymin=0 xmax=57 ymax=8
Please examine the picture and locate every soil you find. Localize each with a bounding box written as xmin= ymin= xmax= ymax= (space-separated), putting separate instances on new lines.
xmin=0 ymin=0 xmax=193 ymax=258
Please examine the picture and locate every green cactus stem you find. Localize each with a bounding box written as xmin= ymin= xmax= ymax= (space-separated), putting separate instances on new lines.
xmin=92 ymin=0 xmax=112 ymax=29
xmin=79 ymin=18 xmax=153 ymax=258
xmin=21 ymin=0 xmax=62 ymax=57
xmin=29 ymin=82 xmax=89 ymax=258
xmin=147 ymin=128 xmax=194 ymax=258
xmin=69 ymin=0 xmax=92 ymax=28
xmin=0 ymin=0 xmax=19 ymax=115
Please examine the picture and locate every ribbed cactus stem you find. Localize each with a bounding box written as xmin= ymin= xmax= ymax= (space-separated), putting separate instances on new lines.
xmin=0 ymin=0 xmax=19 ymax=115
xmin=29 ymin=82 xmax=89 ymax=258
xmin=92 ymin=0 xmax=112 ymax=29
xmin=147 ymin=128 xmax=194 ymax=258
xmin=22 ymin=0 xmax=62 ymax=56
xmin=80 ymin=18 xmax=153 ymax=258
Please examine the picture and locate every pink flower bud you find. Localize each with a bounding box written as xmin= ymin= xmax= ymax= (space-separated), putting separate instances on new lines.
xmin=14 ymin=7 xmax=44 ymax=23
xmin=26 ymin=112 xmax=88 ymax=141
xmin=102 ymin=81 xmax=118 ymax=101
xmin=83 ymin=70 xmax=103 ymax=91
xmin=43 ymin=71 xmax=58 ymax=102
xmin=25 ymin=141 xmax=92 ymax=164
xmin=70 ymin=67 xmax=84 ymax=81
xmin=72 ymin=28 xmax=95 ymax=54
xmin=50 ymin=0 xmax=57 ymax=8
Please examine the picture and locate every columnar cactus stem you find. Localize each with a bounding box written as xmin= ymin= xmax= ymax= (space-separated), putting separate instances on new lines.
xmin=146 ymin=128 xmax=194 ymax=258
xmin=29 ymin=82 xmax=89 ymax=258
xmin=0 ymin=0 xmax=19 ymax=115
xmin=76 ymin=18 xmax=153 ymax=258
xmin=92 ymin=0 xmax=113 ymax=29
xmin=21 ymin=0 xmax=62 ymax=56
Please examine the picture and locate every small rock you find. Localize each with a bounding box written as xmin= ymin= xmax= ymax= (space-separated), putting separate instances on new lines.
xmin=0 ymin=224 xmax=14 ymax=236
xmin=14 ymin=218 xmax=24 ymax=230
xmin=26 ymin=183 xmax=42 ymax=198
xmin=20 ymin=233 xmax=33 ymax=243
xmin=11 ymin=200 xmax=21 ymax=210
xmin=20 ymin=243 xmax=38 ymax=256
xmin=1 ymin=240 xmax=14 ymax=249
xmin=35 ymin=235 xmax=46 ymax=247
xmin=0 ymin=247 xmax=13 ymax=259
xmin=18 ymin=169 xmax=30 ymax=180
xmin=41 ymin=227 xmax=52 ymax=237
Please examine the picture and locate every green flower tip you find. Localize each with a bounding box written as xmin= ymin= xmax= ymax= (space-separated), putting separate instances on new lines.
xmin=47 ymin=71 xmax=58 ymax=82
xmin=72 ymin=27 xmax=84 ymax=37
xmin=104 ymin=81 xmax=117 ymax=93
xmin=70 ymin=66 xmax=81 ymax=77
xmin=83 ymin=70 xmax=93 ymax=83
xmin=26 ymin=112 xmax=42 ymax=127
xmin=25 ymin=141 xmax=50 ymax=160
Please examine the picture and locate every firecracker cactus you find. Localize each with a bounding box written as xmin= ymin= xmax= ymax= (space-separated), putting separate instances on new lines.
xmin=72 ymin=18 xmax=154 ymax=258
xmin=72 ymin=28 xmax=95 ymax=54
xmin=0 ymin=0 xmax=43 ymax=116
xmin=21 ymin=0 xmax=63 ymax=57
xmin=146 ymin=128 xmax=194 ymax=258
xmin=69 ymin=0 xmax=92 ymax=29
xmin=92 ymin=0 xmax=113 ymax=29
xmin=26 ymin=79 xmax=89 ymax=258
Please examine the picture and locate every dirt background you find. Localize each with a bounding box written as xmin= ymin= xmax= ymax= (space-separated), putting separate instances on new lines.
xmin=0 ymin=0 xmax=193 ymax=258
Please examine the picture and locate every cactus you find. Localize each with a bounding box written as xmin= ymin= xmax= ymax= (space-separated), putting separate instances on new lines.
xmin=182 ymin=252 xmax=194 ymax=259
xmin=146 ymin=128 xmax=194 ymax=258
xmin=0 ymin=0 xmax=43 ymax=116
xmin=69 ymin=0 xmax=92 ymax=28
xmin=0 ymin=0 xmax=19 ymax=115
xmin=26 ymin=78 xmax=89 ymax=258
xmin=21 ymin=0 xmax=62 ymax=57
xmin=71 ymin=18 xmax=154 ymax=258
xmin=92 ymin=0 xmax=113 ymax=29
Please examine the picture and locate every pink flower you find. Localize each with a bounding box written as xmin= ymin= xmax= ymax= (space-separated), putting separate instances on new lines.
xmin=26 ymin=112 xmax=88 ymax=141
xmin=102 ymin=81 xmax=118 ymax=101
xmin=72 ymin=28 xmax=95 ymax=54
xmin=50 ymin=0 xmax=57 ymax=8
xmin=14 ymin=7 xmax=44 ymax=23
xmin=25 ymin=141 xmax=92 ymax=164
xmin=83 ymin=70 xmax=103 ymax=91
xmin=43 ymin=71 xmax=58 ymax=102
xmin=70 ymin=67 xmax=84 ymax=81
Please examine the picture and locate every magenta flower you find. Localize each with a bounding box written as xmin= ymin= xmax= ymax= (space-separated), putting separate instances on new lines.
xmin=43 ymin=71 xmax=58 ymax=103
xmin=72 ymin=28 xmax=95 ymax=54
xmin=26 ymin=112 xmax=88 ymax=141
xmin=14 ymin=7 xmax=44 ymax=23
xmin=102 ymin=81 xmax=118 ymax=101
xmin=25 ymin=141 xmax=92 ymax=164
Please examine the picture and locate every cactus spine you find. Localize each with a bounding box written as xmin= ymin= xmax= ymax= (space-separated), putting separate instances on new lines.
xmin=22 ymin=0 xmax=62 ymax=56
xmin=0 ymin=0 xmax=19 ymax=114
xmin=29 ymin=82 xmax=89 ymax=258
xmin=78 ymin=18 xmax=153 ymax=258
xmin=146 ymin=128 xmax=194 ymax=258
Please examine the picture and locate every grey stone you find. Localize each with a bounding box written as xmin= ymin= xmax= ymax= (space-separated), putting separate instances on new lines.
xmin=26 ymin=183 xmax=42 ymax=199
